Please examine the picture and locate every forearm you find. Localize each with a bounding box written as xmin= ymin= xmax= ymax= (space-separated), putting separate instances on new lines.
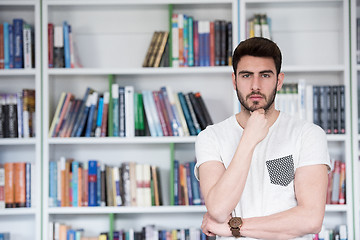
xmin=241 ymin=205 xmax=325 ymax=239
xmin=204 ymin=137 xmax=256 ymax=222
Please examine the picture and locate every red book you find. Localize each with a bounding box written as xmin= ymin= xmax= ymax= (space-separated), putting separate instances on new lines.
xmin=48 ymin=23 xmax=54 ymax=68
xmin=209 ymin=21 xmax=215 ymax=66
xmin=14 ymin=162 xmax=26 ymax=208
xmin=152 ymin=91 xmax=169 ymax=136
xmin=193 ymin=21 xmax=199 ymax=66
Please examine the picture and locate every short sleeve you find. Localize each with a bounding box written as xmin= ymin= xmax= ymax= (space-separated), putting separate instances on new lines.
xmin=298 ymin=123 xmax=332 ymax=171
xmin=194 ymin=127 xmax=222 ymax=180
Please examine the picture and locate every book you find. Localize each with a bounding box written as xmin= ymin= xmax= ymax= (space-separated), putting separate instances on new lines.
xmin=125 ymin=86 xmax=135 ymax=137
xmin=25 ymin=162 xmax=31 ymax=207
xmin=53 ymin=25 xmax=64 ymax=68
xmin=100 ymin=92 xmax=109 ymax=137
xmin=119 ymin=86 xmax=125 ymax=137
xmin=0 ymin=165 xmax=4 ymax=208
xmin=23 ymin=23 xmax=32 ymax=69
xmin=48 ymin=23 xmax=54 ymax=68
xmin=142 ymin=32 xmax=160 ymax=67
xmin=13 ymin=18 xmax=24 ymax=68
xmin=85 ymin=92 xmax=98 ymax=137
xmin=112 ymin=84 xmax=120 ymax=137
xmin=95 ymin=96 xmax=104 ymax=137
xmin=3 ymin=22 xmax=10 ymax=69
xmin=14 ymin=162 xmax=26 ymax=207
xmin=178 ymin=92 xmax=196 ymax=136
xmin=153 ymin=32 xmax=169 ymax=68
xmin=71 ymin=88 xmax=94 ymax=137
xmin=88 ymin=160 xmax=98 ymax=207
xmin=134 ymin=93 xmax=145 ymax=136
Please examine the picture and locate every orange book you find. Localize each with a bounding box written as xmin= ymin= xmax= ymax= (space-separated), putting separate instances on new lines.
xmin=82 ymin=163 xmax=88 ymax=206
xmin=178 ymin=14 xmax=184 ymax=67
xmin=59 ymin=224 xmax=69 ymax=240
xmin=209 ymin=21 xmax=215 ymax=66
xmin=151 ymin=165 xmax=159 ymax=206
xmin=64 ymin=159 xmax=71 ymax=207
xmin=14 ymin=162 xmax=26 ymax=207
xmin=179 ymin=164 xmax=188 ymax=205
xmin=60 ymin=157 xmax=66 ymax=207
xmin=4 ymin=163 xmax=15 ymax=208
xmin=339 ymin=162 xmax=346 ymax=204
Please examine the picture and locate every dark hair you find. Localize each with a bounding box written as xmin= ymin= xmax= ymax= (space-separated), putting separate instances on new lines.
xmin=232 ymin=37 xmax=282 ymax=76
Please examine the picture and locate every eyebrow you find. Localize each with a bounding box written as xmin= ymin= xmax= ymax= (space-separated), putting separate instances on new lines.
xmin=238 ymin=70 xmax=274 ymax=75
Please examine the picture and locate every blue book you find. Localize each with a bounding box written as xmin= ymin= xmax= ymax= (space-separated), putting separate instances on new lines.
xmin=96 ymin=162 xmax=101 ymax=206
xmin=8 ymin=24 xmax=14 ymax=68
xmin=75 ymin=96 xmax=92 ymax=137
xmin=185 ymin=162 xmax=193 ymax=205
xmin=112 ymin=84 xmax=120 ymax=137
xmin=13 ymin=18 xmax=23 ymax=68
xmin=183 ymin=15 xmax=189 ymax=67
xmin=146 ymin=91 xmax=163 ymax=136
xmin=204 ymin=21 xmax=210 ymax=66
xmin=178 ymin=92 xmax=196 ymax=135
xmin=63 ymin=21 xmax=71 ymax=68
xmin=88 ymin=160 xmax=98 ymax=206
xmin=49 ymin=161 xmax=58 ymax=207
xmin=85 ymin=92 xmax=98 ymax=137
xmin=66 ymin=229 xmax=76 ymax=240
xmin=72 ymin=161 xmax=79 ymax=207
xmin=3 ymin=22 xmax=10 ymax=69
xmin=189 ymin=161 xmax=201 ymax=205
xmin=174 ymin=160 xmax=179 ymax=205
xmin=95 ymin=97 xmax=104 ymax=137
xmin=188 ymin=17 xmax=194 ymax=67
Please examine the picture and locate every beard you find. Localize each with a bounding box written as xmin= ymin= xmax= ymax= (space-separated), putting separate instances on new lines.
xmin=236 ymin=80 xmax=278 ymax=113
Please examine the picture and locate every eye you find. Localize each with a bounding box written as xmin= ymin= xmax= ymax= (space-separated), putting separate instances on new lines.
xmin=241 ymin=74 xmax=250 ymax=78
xmin=262 ymin=74 xmax=270 ymax=78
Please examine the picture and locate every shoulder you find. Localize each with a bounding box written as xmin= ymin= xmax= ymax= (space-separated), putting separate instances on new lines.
xmin=196 ymin=115 xmax=237 ymax=142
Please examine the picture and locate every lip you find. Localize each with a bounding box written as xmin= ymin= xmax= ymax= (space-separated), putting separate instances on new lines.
xmin=249 ymin=95 xmax=263 ymax=100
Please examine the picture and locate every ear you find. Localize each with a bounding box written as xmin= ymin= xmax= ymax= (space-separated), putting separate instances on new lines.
xmin=232 ymin=72 xmax=237 ymax=91
xmin=276 ymin=72 xmax=285 ymax=91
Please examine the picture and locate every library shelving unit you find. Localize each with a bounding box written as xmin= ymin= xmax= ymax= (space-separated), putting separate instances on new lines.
xmin=0 ymin=0 xmax=42 ymax=240
xmin=240 ymin=0 xmax=353 ymax=238
xmin=350 ymin=0 xmax=360 ymax=239
xmin=41 ymin=0 xmax=238 ymax=239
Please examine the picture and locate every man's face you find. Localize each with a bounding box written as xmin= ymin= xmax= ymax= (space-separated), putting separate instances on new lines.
xmin=232 ymin=55 xmax=283 ymax=112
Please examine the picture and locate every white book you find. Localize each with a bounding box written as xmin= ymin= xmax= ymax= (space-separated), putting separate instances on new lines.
xmin=166 ymin=86 xmax=184 ymax=137
xmin=142 ymin=164 xmax=151 ymax=207
xmin=23 ymin=24 xmax=32 ymax=69
xmin=174 ymin=92 xmax=189 ymax=136
xmin=135 ymin=163 xmax=144 ymax=207
xmin=171 ymin=14 xmax=179 ymax=67
xmin=125 ymin=86 xmax=135 ymax=137
xmin=141 ymin=90 xmax=157 ymax=137
xmin=112 ymin=166 xmax=122 ymax=206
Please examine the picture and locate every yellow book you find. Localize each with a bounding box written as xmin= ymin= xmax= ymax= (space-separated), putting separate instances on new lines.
xmin=48 ymin=92 xmax=66 ymax=137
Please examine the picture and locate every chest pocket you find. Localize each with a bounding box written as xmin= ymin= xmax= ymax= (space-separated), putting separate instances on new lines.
xmin=266 ymin=155 xmax=294 ymax=187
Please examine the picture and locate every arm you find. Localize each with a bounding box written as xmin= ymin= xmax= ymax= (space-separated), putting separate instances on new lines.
xmin=199 ymin=110 xmax=270 ymax=223
xmin=201 ymin=164 xmax=328 ymax=240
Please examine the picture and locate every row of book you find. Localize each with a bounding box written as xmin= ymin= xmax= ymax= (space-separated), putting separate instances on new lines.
xmin=173 ymin=160 xmax=203 ymax=206
xmin=170 ymin=14 xmax=232 ymax=68
xmin=313 ymin=225 xmax=347 ymax=240
xmin=0 ymin=162 xmax=32 ymax=208
xmin=0 ymin=233 xmax=9 ymax=240
xmin=49 ymin=158 xmax=163 ymax=208
xmin=0 ymin=89 xmax=36 ymax=138
xmin=275 ymin=82 xmax=346 ymax=134
xmin=48 ymin=224 xmax=215 ymax=240
xmin=48 ymin=22 xmax=81 ymax=69
xmin=326 ymin=160 xmax=346 ymax=205
xmin=0 ymin=19 xmax=34 ymax=69
xmin=246 ymin=13 xmax=272 ymax=40
xmin=49 ymin=85 xmax=213 ymax=138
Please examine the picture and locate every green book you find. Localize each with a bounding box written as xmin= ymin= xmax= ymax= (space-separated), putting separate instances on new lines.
xmin=108 ymin=74 xmax=114 ymax=136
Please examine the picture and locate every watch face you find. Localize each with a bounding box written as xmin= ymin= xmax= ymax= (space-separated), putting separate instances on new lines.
xmin=229 ymin=217 xmax=243 ymax=228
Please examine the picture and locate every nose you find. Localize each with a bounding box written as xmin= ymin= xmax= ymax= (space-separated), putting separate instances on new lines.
xmin=251 ymin=75 xmax=260 ymax=91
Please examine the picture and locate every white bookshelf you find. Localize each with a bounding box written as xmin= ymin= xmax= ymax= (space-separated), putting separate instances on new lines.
xmin=240 ymin=0 xmax=353 ymax=237
xmin=0 ymin=0 xmax=42 ymax=240
xmin=350 ymin=0 xmax=360 ymax=239
xmin=42 ymin=0 xmax=238 ymax=239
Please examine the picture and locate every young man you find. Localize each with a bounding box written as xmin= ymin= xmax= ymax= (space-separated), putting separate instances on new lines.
xmin=195 ymin=37 xmax=331 ymax=240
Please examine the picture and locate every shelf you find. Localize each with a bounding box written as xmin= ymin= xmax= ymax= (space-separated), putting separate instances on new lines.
xmin=325 ymin=204 xmax=348 ymax=212
xmin=48 ymin=136 xmax=197 ymax=145
xmin=48 ymin=205 xmax=206 ymax=214
xmin=47 ymin=67 xmax=233 ymax=76
xmin=0 ymin=69 xmax=37 ymax=76
xmin=244 ymin=0 xmax=342 ymax=3
xmin=0 ymin=208 xmax=36 ymax=215
xmin=0 ymin=1 xmax=37 ymax=6
xmin=326 ymin=134 xmax=347 ymax=142
xmin=45 ymin=0 xmax=234 ymax=6
xmin=282 ymin=65 xmax=345 ymax=73
xmin=0 ymin=138 xmax=36 ymax=145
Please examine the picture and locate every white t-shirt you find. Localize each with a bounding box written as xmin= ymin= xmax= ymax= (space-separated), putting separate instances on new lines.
xmin=195 ymin=112 xmax=331 ymax=240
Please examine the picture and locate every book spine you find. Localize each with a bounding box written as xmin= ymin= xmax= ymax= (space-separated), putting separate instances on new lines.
xmin=49 ymin=161 xmax=57 ymax=207
xmin=88 ymin=160 xmax=98 ymax=207
xmin=141 ymin=91 xmax=158 ymax=137
xmin=75 ymin=96 xmax=92 ymax=137
xmin=23 ymin=24 xmax=32 ymax=69
xmin=184 ymin=93 xmax=201 ymax=134
xmin=63 ymin=22 xmax=71 ymax=68
xmin=95 ymin=97 xmax=104 ymax=137
xmin=25 ymin=162 xmax=31 ymax=207
xmin=100 ymin=92 xmax=109 ymax=137
xmin=14 ymin=162 xmax=26 ymax=207
xmin=4 ymin=163 xmax=14 ymax=208
xmin=118 ymin=86 xmax=125 ymax=137
xmin=124 ymin=86 xmax=135 ymax=137
xmin=153 ymin=91 xmax=169 ymax=136
xmin=183 ymin=15 xmax=189 ymax=67
xmin=8 ymin=24 xmax=14 ymax=69
xmin=209 ymin=21 xmax=215 ymax=66
xmin=6 ymin=94 xmax=19 ymax=138
xmin=71 ymin=88 xmax=92 ymax=137
xmin=48 ymin=23 xmax=54 ymax=68
xmin=100 ymin=163 xmax=106 ymax=207
xmin=171 ymin=14 xmax=179 ymax=67
xmin=112 ymin=84 xmax=120 ymax=137
xmin=227 ymin=21 xmax=233 ymax=66
xmin=85 ymin=92 xmax=98 ymax=137
xmin=113 ymin=166 xmax=122 ymax=206
xmin=189 ymin=92 xmax=207 ymax=130
xmin=339 ymin=85 xmax=345 ymax=134
xmin=193 ymin=20 xmax=199 ymax=67
xmin=195 ymin=92 xmax=213 ymax=126
xmin=178 ymin=92 xmax=196 ymax=136
xmin=160 ymin=87 xmax=179 ymax=136
xmin=3 ymin=22 xmax=10 ymax=69
xmin=13 ymin=19 xmax=24 ymax=69
xmin=96 ymin=162 xmax=101 ymax=206
xmin=0 ymin=166 xmax=5 ymax=209
xmin=71 ymin=161 xmax=79 ymax=207
xmin=188 ymin=17 xmax=194 ymax=67
xmin=189 ymin=161 xmax=201 ymax=205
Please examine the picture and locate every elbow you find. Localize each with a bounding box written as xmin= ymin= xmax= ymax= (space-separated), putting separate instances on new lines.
xmin=304 ymin=214 xmax=324 ymax=234
xmin=206 ymin=206 xmax=230 ymax=223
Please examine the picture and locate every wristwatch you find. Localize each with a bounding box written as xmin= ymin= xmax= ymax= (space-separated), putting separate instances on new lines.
xmin=228 ymin=217 xmax=243 ymax=238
